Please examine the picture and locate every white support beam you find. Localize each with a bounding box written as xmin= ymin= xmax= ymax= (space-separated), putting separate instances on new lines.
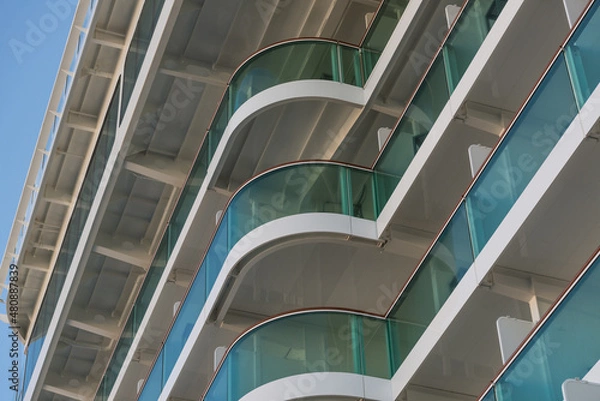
xmin=133 ymin=348 xmax=157 ymax=366
xmin=43 ymin=372 xmax=95 ymax=401
xmin=372 ymin=100 xmax=405 ymax=117
xmin=92 ymin=27 xmax=126 ymax=49
xmin=84 ymin=67 xmax=114 ymax=79
xmin=456 ymin=101 xmax=514 ymax=136
xmin=168 ymin=268 xmax=194 ymax=287
xmin=124 ymin=152 xmax=188 ymax=187
xmin=31 ymin=242 xmax=56 ymax=253
xmin=352 ymin=0 xmax=380 ymax=6
xmin=66 ymin=307 xmax=120 ymax=339
xmin=21 ymin=260 xmax=51 ymax=273
xmin=93 ymin=234 xmax=152 ymax=270
xmin=66 ymin=110 xmax=99 ymax=132
xmin=42 ymin=186 xmax=73 ymax=207
xmin=159 ymin=55 xmax=231 ymax=86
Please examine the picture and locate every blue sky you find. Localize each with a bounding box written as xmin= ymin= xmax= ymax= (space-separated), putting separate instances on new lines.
xmin=0 ymin=2 xmax=75 ymax=398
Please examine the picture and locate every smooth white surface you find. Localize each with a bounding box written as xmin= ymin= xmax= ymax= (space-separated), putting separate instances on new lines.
xmin=160 ymin=213 xmax=379 ymax=401
xmin=563 ymin=0 xmax=588 ymax=27
xmin=563 ymin=379 xmax=600 ymax=401
xmin=584 ymin=359 xmax=600 ymax=383
xmin=496 ymin=316 xmax=534 ymax=363
xmin=469 ymin=144 xmax=493 ymax=178
xmin=240 ymin=372 xmax=392 ymax=401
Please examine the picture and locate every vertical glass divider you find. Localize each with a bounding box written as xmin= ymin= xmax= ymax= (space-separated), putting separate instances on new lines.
xmin=350 ymin=315 xmax=363 ymax=374
xmin=340 ymin=168 xmax=350 ymax=215
xmin=332 ymin=44 xmax=340 ymax=82
xmin=563 ymin=48 xmax=585 ymax=111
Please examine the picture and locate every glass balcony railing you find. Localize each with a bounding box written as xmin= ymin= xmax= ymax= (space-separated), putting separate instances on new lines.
xmin=204 ymin=311 xmax=392 ymax=401
xmin=390 ymin=0 xmax=597 ymax=382
xmin=128 ymin=1 xmax=600 ymax=400
xmin=121 ymin=0 xmax=166 ymax=119
xmin=374 ymin=0 xmax=508 ymax=209
xmin=19 ymin=82 xmax=120 ymax=401
xmin=132 ymin=1 xmax=515 ymax=399
xmin=481 ymin=251 xmax=600 ymax=401
xmin=197 ymin=3 xmax=600 ymax=395
xmin=137 ymin=162 xmax=379 ymax=400
xmin=361 ymin=0 xmax=409 ymax=76
xmin=98 ymin=0 xmax=412 ymax=397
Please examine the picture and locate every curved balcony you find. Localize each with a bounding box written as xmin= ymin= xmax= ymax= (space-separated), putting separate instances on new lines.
xmin=96 ymin=0 xmax=412 ymax=395
xmin=136 ymin=161 xmax=388 ymax=400
xmin=128 ymin=1 xmax=516 ymax=399
xmin=481 ymin=249 xmax=600 ymax=401
xmin=204 ymin=310 xmax=391 ymax=401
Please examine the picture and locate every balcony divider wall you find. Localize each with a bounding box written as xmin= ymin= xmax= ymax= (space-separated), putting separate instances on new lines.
xmin=481 ymin=249 xmax=600 ymax=401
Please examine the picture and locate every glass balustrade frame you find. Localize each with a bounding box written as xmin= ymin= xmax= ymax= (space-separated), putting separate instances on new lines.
xmin=203 ymin=309 xmax=392 ymax=401
xmin=480 ymin=248 xmax=600 ymax=401
xmin=136 ymin=161 xmax=379 ymax=400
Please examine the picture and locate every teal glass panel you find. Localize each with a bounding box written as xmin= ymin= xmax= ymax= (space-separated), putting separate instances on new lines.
xmin=565 ymin=1 xmax=600 ymax=107
xmin=135 ymin=241 xmax=168 ymax=329
xmin=207 ymin=91 xmax=230 ymax=159
xmin=121 ymin=0 xmax=165 ymax=118
xmin=227 ymin=164 xmax=348 ymax=246
xmin=339 ymin=44 xmax=363 ymax=86
xmin=206 ymin=215 xmax=229 ymax=288
xmin=389 ymin=203 xmax=473 ymax=369
xmin=375 ymin=53 xmax=449 ymax=182
xmin=481 ymin=389 xmax=497 ymax=401
xmin=230 ymin=41 xmax=361 ymax=112
xmin=171 ymin=140 xmax=210 ymax=235
xmin=350 ymin=168 xmax=376 ymax=219
xmin=362 ymin=316 xmax=391 ymax=378
xmin=494 ymin=258 xmax=600 ymax=401
xmin=209 ymin=312 xmax=364 ymax=401
xmin=361 ymin=0 xmax=409 ymax=77
xmin=466 ymin=55 xmax=578 ymax=255
xmin=444 ymin=0 xmax=508 ymax=91
xmin=373 ymin=170 xmax=401 ymax=216
xmin=205 ymin=358 xmax=229 ymax=401
xmin=138 ymin=349 xmax=165 ymax=401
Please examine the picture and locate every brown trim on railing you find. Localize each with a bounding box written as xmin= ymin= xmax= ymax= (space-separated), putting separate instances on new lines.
xmin=201 ymin=306 xmax=387 ymax=400
xmin=134 ymin=159 xmax=380 ymax=400
xmin=476 ymin=245 xmax=600 ymax=401
xmin=370 ymin=0 xmax=469 ymax=168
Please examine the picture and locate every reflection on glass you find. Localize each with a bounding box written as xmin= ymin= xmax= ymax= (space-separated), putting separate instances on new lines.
xmin=466 ymin=55 xmax=577 ymax=255
xmin=137 ymin=163 xmax=379 ymax=399
xmin=564 ymin=1 xmax=600 ymax=107
xmin=389 ymin=203 xmax=473 ymax=369
xmin=205 ymin=312 xmax=390 ymax=401
xmin=362 ymin=0 xmax=410 ymax=77
xmin=491 ymin=257 xmax=600 ymax=401
xmin=121 ymin=0 xmax=166 ymax=119
xmin=374 ymin=0 xmax=507 ymax=204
